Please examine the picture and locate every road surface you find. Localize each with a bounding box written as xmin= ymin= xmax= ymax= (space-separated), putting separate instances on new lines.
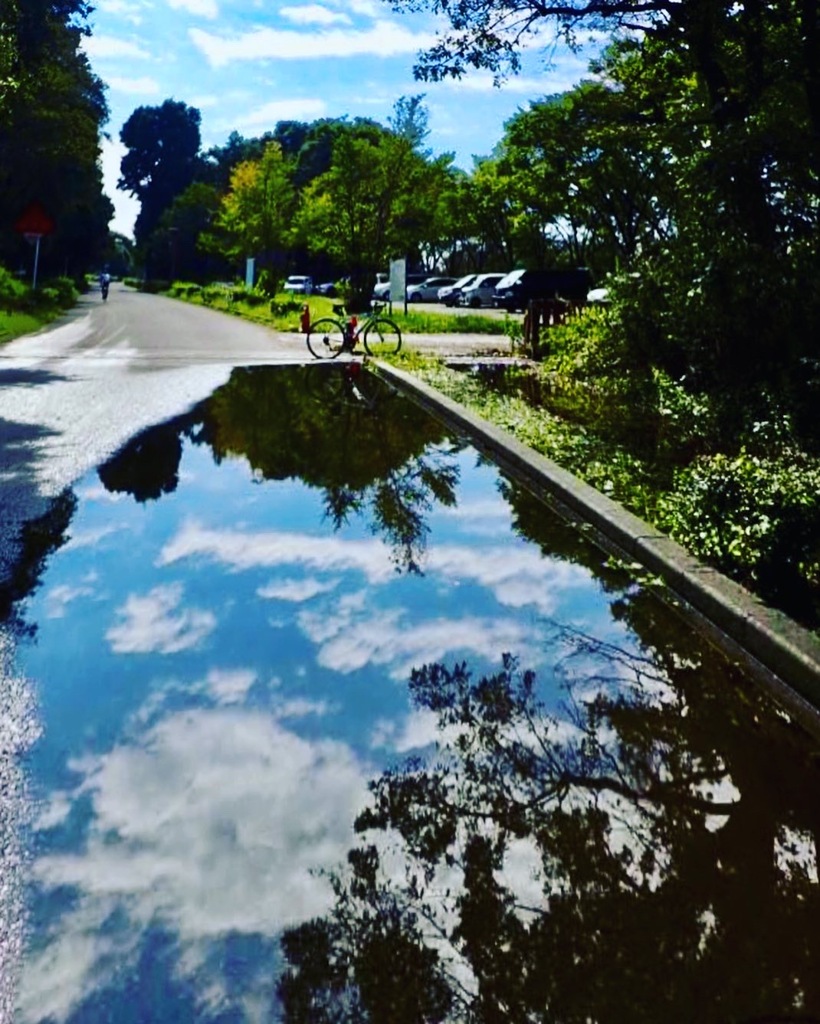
xmin=0 ymin=283 xmax=509 ymax=588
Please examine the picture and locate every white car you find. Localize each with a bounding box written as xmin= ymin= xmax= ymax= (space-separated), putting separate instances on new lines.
xmin=372 ymin=273 xmax=426 ymax=302
xmin=458 ymin=273 xmax=506 ymax=308
xmin=282 ymin=275 xmax=313 ymax=294
xmin=406 ymin=276 xmax=458 ymax=302
xmin=438 ymin=273 xmax=478 ymax=306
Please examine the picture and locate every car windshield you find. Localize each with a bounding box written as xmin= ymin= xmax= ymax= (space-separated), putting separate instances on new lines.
xmin=453 ymin=275 xmax=476 ymax=287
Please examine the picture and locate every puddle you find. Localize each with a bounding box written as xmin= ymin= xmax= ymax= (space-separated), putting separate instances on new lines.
xmin=3 ymin=364 xmax=820 ymax=1022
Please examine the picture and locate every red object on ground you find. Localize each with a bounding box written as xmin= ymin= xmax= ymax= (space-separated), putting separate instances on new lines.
xmin=300 ymin=304 xmax=311 ymax=333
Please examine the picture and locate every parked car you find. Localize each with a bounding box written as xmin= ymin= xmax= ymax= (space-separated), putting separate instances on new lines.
xmin=314 ymin=280 xmax=339 ymax=296
xmin=458 ymin=273 xmax=506 ymax=308
xmin=406 ymin=276 xmax=458 ymax=302
xmin=372 ymin=273 xmax=426 ymax=302
xmin=492 ymin=268 xmax=592 ymax=312
xmin=282 ymin=275 xmax=313 ymax=294
xmin=438 ymin=273 xmax=478 ymax=306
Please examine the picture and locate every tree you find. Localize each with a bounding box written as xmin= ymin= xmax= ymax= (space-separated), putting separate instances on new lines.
xmin=498 ymin=73 xmax=678 ymax=273
xmin=118 ymin=99 xmax=202 ymax=245
xmin=388 ymin=94 xmax=431 ymax=154
xmin=392 ymin=0 xmax=820 ymax=392
xmin=0 ymin=0 xmax=110 ymax=276
xmin=295 ymin=118 xmax=458 ymax=308
xmin=210 ymin=141 xmax=295 ymax=281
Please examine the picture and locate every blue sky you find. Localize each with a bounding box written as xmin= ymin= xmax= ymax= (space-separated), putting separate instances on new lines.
xmin=83 ymin=1 xmax=600 ymax=238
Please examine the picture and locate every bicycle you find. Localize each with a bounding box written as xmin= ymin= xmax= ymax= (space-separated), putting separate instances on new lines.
xmin=306 ymin=301 xmax=401 ymax=359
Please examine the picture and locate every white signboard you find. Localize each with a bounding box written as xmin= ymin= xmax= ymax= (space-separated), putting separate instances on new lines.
xmin=389 ymin=258 xmax=406 ymax=307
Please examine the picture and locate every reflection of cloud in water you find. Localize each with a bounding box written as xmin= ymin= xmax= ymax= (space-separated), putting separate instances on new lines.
xmin=257 ymin=576 xmax=340 ymax=602
xmin=159 ymin=521 xmax=396 ymax=583
xmin=435 ymin=494 xmax=515 ymax=536
xmin=18 ymin=706 xmax=370 ymax=1023
xmin=106 ymin=582 xmax=216 ymax=653
xmin=43 ymin=581 xmax=96 ymax=619
xmin=299 ymin=602 xmax=536 ymax=678
xmin=160 ymin=522 xmax=590 ymax=620
xmin=202 ymin=666 xmax=256 ymax=704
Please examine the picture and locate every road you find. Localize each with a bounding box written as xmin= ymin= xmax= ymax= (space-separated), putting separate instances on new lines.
xmin=0 ymin=283 xmax=509 ymax=589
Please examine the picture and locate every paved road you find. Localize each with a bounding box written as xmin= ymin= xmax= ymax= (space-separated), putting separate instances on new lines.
xmin=0 ymin=284 xmax=510 ymax=586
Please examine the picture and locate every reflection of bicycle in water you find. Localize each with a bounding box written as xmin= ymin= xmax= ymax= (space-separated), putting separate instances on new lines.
xmin=306 ymin=302 xmax=401 ymax=359
xmin=304 ymin=360 xmax=393 ymax=414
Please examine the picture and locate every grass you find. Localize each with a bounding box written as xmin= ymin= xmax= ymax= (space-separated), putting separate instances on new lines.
xmin=157 ymin=280 xmax=514 ymax=336
xmin=0 ymin=309 xmax=55 ymax=345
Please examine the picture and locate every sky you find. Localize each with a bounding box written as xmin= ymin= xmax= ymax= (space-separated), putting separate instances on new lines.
xmin=82 ymin=0 xmax=600 ymax=239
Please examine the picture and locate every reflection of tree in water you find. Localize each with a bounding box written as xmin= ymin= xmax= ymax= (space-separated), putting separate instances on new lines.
xmin=278 ymin=639 xmax=820 ymax=1023
xmin=97 ymin=365 xmax=461 ymax=573
xmin=0 ymin=490 xmax=76 ymax=633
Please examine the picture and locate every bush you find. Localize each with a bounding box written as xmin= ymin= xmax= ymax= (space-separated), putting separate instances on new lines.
xmin=0 ymin=265 xmax=28 ymax=310
xmin=44 ymin=276 xmax=78 ymax=308
xmin=168 ymin=281 xmax=202 ymax=300
xmin=662 ymin=449 xmax=820 ymax=625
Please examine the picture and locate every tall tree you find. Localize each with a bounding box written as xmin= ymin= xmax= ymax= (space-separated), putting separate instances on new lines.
xmin=118 ymin=99 xmax=202 ymax=245
xmin=211 ymin=140 xmax=295 ymax=279
xmin=389 ymin=0 xmax=820 ymax=389
xmin=0 ymin=0 xmax=110 ymax=276
xmin=295 ymin=116 xmax=457 ymax=307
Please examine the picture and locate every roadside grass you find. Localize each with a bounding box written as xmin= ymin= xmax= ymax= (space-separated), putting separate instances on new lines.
xmin=1 ymin=308 xmax=61 ymax=345
xmin=154 ymin=279 xmax=513 ymax=336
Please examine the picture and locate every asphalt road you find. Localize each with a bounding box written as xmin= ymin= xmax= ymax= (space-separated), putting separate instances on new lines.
xmin=0 ymin=284 xmax=510 ymax=588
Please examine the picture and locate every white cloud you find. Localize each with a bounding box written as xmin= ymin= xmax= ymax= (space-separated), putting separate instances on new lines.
xmin=169 ymin=0 xmax=219 ymax=16
xmin=189 ymin=20 xmax=437 ymax=68
xmin=100 ymin=0 xmax=149 ymax=25
xmin=436 ymin=72 xmax=555 ymax=94
xmin=234 ymin=97 xmax=328 ymax=131
xmin=105 ymin=75 xmax=163 ymax=96
xmin=18 ymin=708 xmax=370 ymax=1022
xmin=82 ymin=35 xmax=151 ymax=59
xmin=100 ymin=136 xmax=139 ymax=239
xmin=280 ymin=4 xmax=351 ymax=25
xmin=106 ymin=582 xmax=216 ymax=654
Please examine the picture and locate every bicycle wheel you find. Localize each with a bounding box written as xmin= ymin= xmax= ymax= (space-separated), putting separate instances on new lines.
xmin=362 ymin=317 xmax=401 ymax=357
xmin=307 ymin=317 xmax=346 ymax=359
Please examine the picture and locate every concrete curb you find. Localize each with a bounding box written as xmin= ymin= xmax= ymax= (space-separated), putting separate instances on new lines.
xmin=373 ymin=361 xmax=820 ymax=718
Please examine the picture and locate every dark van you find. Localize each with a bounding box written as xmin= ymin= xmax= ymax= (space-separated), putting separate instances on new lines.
xmin=492 ymin=268 xmax=592 ymax=312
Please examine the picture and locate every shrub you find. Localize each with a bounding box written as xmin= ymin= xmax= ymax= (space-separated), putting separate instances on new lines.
xmin=168 ymin=281 xmax=202 ymax=299
xmin=662 ymin=449 xmax=820 ymax=625
xmin=0 ymin=265 xmax=28 ymax=310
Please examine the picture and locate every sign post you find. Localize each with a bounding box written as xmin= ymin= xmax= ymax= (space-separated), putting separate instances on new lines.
xmin=14 ymin=202 xmax=56 ymax=289
xmin=24 ymin=233 xmax=43 ymax=289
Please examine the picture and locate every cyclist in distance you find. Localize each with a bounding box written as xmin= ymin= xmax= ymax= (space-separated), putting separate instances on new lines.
xmin=99 ymin=269 xmax=110 ymax=301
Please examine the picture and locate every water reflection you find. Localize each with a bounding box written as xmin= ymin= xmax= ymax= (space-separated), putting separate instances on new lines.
xmin=280 ymin=646 xmax=820 ymax=1023
xmin=1 ymin=364 xmax=818 ymax=1022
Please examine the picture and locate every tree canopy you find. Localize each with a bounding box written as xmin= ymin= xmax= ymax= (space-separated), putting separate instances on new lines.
xmin=0 ymin=0 xmax=111 ymax=276
xmin=119 ymin=99 xmax=202 ymax=245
